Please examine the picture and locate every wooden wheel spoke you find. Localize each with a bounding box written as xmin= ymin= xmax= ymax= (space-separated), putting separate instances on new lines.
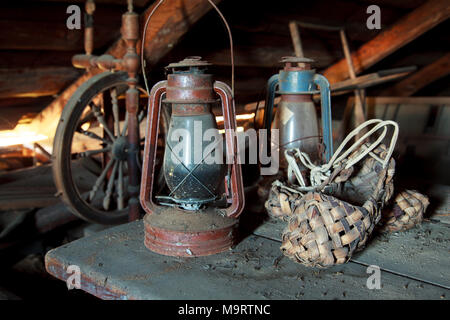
xmin=76 ymin=128 xmax=109 ymax=144
xmin=79 ymin=111 xmax=95 ymax=125
xmin=76 ymin=146 xmax=111 ymax=158
xmin=89 ymin=101 xmax=116 ymax=142
xmin=89 ymin=158 xmax=115 ymax=202
xmin=138 ymin=110 xmax=145 ymax=123
xmin=121 ymin=112 xmax=129 ymax=136
xmin=111 ymin=88 xmax=121 ymax=137
xmin=103 ymin=160 xmax=119 ymax=210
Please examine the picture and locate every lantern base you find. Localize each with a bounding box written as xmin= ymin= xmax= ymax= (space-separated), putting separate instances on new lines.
xmin=143 ymin=207 xmax=239 ymax=257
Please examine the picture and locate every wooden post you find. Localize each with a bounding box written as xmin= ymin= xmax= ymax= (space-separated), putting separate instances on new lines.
xmin=339 ymin=30 xmax=366 ymax=127
xmin=289 ymin=21 xmax=304 ymax=58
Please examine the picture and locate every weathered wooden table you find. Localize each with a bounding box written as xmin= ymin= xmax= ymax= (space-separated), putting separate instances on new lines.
xmin=45 ymin=214 xmax=449 ymax=299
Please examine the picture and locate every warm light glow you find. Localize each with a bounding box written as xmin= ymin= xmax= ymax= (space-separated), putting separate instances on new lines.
xmin=81 ymin=122 xmax=90 ymax=131
xmin=0 ymin=129 xmax=48 ymax=147
xmin=219 ymin=126 xmax=244 ymax=134
xmin=216 ymin=113 xmax=255 ymax=123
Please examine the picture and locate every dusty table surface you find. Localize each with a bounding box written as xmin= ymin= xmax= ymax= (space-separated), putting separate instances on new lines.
xmin=45 ymin=220 xmax=448 ymax=300
xmin=253 ymin=219 xmax=450 ymax=289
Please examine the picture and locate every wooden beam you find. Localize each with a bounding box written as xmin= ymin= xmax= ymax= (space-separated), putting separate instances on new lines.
xmin=348 ymin=96 xmax=450 ymax=105
xmin=0 ymin=97 xmax=53 ymax=130
xmin=0 ymin=51 xmax=79 ymax=69
xmin=0 ymin=4 xmax=122 ymax=51
xmin=0 ymin=68 xmax=81 ymax=99
xmin=28 ymin=0 xmax=221 ymax=144
xmin=33 ymin=0 xmax=150 ymax=6
xmin=110 ymin=0 xmax=222 ymax=65
xmin=323 ymin=0 xmax=450 ymax=84
xmin=380 ymin=53 xmax=450 ymax=96
xmin=201 ymin=46 xmax=337 ymax=68
xmin=0 ymin=20 xmax=83 ymax=51
xmin=331 ymin=67 xmax=414 ymax=91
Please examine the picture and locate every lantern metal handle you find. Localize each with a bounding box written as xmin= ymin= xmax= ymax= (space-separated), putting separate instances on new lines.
xmin=313 ymin=74 xmax=333 ymax=161
xmin=140 ymin=0 xmax=235 ymax=96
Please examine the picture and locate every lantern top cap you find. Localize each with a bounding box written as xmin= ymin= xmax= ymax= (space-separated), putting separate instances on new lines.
xmin=166 ymin=56 xmax=212 ymax=69
xmin=280 ymin=56 xmax=315 ymax=64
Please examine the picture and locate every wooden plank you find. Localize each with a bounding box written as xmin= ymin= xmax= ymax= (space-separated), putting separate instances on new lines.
xmin=0 ymin=20 xmax=84 ymax=51
xmin=353 ymin=222 xmax=450 ymax=289
xmin=0 ymin=161 xmax=97 ymax=210
xmin=323 ymin=0 xmax=450 ymax=84
xmin=427 ymin=184 xmax=450 ymax=225
xmin=35 ymin=201 xmax=79 ymax=234
xmin=0 ymin=68 xmax=82 ymax=99
xmin=0 ymin=2 xmax=123 ymax=51
xmin=381 ymin=53 xmax=450 ymax=96
xmin=45 ymin=220 xmax=448 ymax=300
xmin=33 ymin=0 xmax=150 ymax=6
xmin=0 ymin=51 xmax=79 ymax=69
xmin=0 ymin=165 xmax=57 ymax=210
xmin=252 ymin=219 xmax=450 ymax=289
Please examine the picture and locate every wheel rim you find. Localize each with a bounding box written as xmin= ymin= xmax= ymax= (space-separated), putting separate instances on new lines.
xmin=53 ymin=72 xmax=163 ymax=224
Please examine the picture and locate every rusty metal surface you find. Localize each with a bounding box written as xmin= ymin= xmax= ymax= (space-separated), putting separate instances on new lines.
xmin=281 ymin=56 xmax=313 ymax=71
xmin=165 ymin=73 xmax=217 ymax=106
xmin=143 ymin=207 xmax=238 ymax=257
xmin=213 ymin=82 xmax=245 ymax=218
xmin=281 ymin=56 xmax=314 ymax=64
xmin=45 ymin=220 xmax=448 ymax=300
xmin=166 ymin=56 xmax=212 ymax=69
xmin=140 ymin=81 xmax=166 ymax=216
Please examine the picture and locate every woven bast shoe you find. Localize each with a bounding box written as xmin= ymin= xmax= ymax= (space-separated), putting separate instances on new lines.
xmin=380 ymin=189 xmax=429 ymax=233
xmin=278 ymin=145 xmax=395 ymax=267
xmin=265 ymin=120 xmax=400 ymax=267
xmin=280 ymin=192 xmax=374 ymax=267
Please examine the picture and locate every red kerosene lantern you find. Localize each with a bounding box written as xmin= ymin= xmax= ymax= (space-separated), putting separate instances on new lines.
xmin=140 ymin=57 xmax=245 ymax=257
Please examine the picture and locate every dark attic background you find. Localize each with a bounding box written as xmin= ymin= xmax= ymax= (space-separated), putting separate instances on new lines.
xmin=0 ymin=0 xmax=448 ymax=300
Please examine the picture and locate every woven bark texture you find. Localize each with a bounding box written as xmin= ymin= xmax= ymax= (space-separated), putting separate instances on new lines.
xmin=266 ymin=144 xmax=396 ymax=267
xmin=380 ymin=189 xmax=429 ymax=233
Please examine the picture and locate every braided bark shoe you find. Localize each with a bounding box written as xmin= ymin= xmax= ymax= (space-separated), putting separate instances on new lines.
xmin=267 ymin=145 xmax=396 ymax=267
xmin=380 ymin=189 xmax=429 ymax=233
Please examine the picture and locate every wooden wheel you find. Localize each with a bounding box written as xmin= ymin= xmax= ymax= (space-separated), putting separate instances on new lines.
xmin=52 ymin=71 xmax=167 ymax=224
